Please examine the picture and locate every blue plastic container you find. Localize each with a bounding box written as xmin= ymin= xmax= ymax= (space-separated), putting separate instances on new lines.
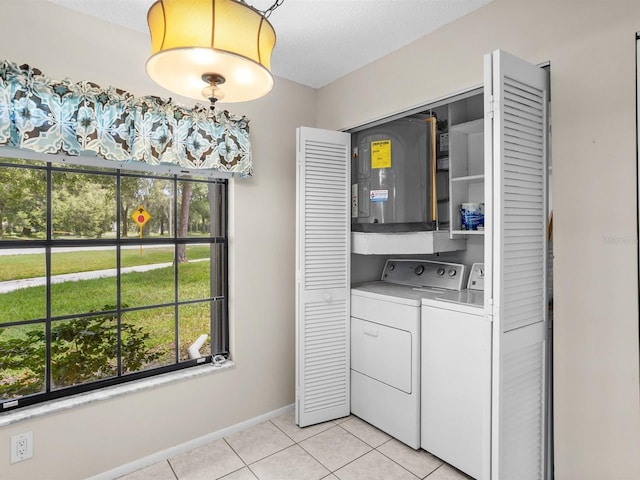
xmin=460 ymin=203 xmax=484 ymax=230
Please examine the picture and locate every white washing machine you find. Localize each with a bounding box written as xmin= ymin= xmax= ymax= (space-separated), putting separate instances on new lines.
xmin=421 ymin=263 xmax=490 ymax=480
xmin=350 ymin=259 xmax=467 ymax=449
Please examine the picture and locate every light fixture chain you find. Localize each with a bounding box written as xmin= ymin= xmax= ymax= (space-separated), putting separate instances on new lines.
xmin=262 ymin=0 xmax=284 ymax=18
xmin=239 ymin=0 xmax=284 ymax=19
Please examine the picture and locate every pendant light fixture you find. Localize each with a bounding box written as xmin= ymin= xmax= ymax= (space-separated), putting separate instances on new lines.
xmin=146 ymin=0 xmax=282 ymax=106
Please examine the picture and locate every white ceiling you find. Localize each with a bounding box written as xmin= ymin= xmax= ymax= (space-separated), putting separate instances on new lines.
xmin=47 ymin=0 xmax=493 ymax=89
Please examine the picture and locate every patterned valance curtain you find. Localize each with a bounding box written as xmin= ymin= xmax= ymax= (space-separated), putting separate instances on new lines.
xmin=0 ymin=60 xmax=253 ymax=177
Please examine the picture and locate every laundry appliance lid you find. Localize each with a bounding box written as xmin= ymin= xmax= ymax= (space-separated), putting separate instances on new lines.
xmin=351 ymin=281 xmax=448 ymax=307
xmin=433 ymin=289 xmax=484 ymax=308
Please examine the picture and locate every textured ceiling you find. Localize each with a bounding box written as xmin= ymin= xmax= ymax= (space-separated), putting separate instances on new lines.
xmin=47 ymin=0 xmax=493 ymax=88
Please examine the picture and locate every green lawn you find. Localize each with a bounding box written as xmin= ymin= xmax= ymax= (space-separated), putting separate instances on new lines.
xmin=0 ymin=245 xmax=211 ymax=281
xmin=0 ymin=261 xmax=212 ymax=323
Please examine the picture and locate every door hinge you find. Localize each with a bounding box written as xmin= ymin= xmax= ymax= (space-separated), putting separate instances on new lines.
xmin=486 ymin=94 xmax=495 ymax=118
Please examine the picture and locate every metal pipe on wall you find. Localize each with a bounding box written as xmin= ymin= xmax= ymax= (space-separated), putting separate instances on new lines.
xmin=424 ymin=117 xmax=438 ymax=227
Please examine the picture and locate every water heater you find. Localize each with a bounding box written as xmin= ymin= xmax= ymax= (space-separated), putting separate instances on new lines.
xmin=351 ymin=117 xmax=433 ymax=232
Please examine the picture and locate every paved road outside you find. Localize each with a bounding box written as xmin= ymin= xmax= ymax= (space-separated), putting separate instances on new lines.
xmin=0 ymin=245 xmax=170 ymax=255
xmin=0 ymin=258 xmax=207 ymax=294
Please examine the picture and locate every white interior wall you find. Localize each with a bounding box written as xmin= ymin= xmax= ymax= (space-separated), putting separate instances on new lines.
xmin=317 ymin=1 xmax=640 ymax=479
xmin=0 ymin=2 xmax=315 ymax=479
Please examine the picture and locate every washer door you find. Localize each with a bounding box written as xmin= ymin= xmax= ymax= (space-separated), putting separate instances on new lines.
xmin=351 ymin=317 xmax=412 ymax=393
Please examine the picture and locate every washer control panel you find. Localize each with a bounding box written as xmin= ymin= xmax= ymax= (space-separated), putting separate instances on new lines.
xmin=467 ymin=263 xmax=485 ymax=291
xmin=381 ymin=259 xmax=467 ymax=290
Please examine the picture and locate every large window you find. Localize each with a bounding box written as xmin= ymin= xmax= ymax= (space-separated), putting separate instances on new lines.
xmin=0 ymin=158 xmax=228 ymax=411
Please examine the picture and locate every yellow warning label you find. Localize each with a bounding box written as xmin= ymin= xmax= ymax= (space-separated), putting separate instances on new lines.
xmin=371 ymin=140 xmax=391 ymax=169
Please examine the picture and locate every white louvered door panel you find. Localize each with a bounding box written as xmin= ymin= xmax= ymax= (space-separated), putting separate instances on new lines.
xmin=295 ymin=126 xmax=351 ymax=427
xmin=485 ymin=50 xmax=549 ymax=480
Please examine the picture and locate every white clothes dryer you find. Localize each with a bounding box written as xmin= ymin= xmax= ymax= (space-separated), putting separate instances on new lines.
xmin=350 ymin=259 xmax=467 ymax=449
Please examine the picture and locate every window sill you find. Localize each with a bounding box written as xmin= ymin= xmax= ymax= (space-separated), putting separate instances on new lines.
xmin=0 ymin=361 xmax=235 ymax=428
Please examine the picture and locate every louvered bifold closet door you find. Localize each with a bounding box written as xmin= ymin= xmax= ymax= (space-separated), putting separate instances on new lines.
xmin=295 ymin=127 xmax=351 ymax=427
xmin=484 ymin=50 xmax=549 ymax=480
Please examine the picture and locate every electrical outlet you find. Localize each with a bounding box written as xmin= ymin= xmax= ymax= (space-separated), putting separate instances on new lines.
xmin=10 ymin=431 xmax=33 ymax=464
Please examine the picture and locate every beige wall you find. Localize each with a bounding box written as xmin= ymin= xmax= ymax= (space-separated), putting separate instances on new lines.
xmin=0 ymin=1 xmax=315 ymax=479
xmin=318 ymin=1 xmax=640 ymax=479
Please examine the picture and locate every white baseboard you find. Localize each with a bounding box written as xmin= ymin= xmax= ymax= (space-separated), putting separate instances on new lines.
xmin=88 ymin=403 xmax=295 ymax=480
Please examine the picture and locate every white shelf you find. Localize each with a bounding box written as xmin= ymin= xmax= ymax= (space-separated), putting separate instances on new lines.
xmin=352 ymin=231 xmax=467 ymax=255
xmin=450 ymin=229 xmax=485 ymax=236
xmin=451 ymin=174 xmax=484 ymax=184
xmin=448 ymin=111 xmax=485 ymax=237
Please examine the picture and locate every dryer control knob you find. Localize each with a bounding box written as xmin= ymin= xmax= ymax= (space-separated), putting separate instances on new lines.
xmin=437 ymin=268 xmax=445 ymax=276
xmin=448 ymin=269 xmax=457 ymax=277
xmin=415 ymin=265 xmax=425 ymax=275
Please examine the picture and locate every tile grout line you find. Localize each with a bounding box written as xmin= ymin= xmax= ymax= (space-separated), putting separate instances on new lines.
xmin=289 ymin=419 xmax=418 ymax=478
xmin=219 ymin=421 xmax=307 ymax=480
xmin=424 ymin=463 xmax=446 ymax=478
xmin=220 ymin=437 xmax=254 ymax=480
xmin=339 ymin=418 xmax=457 ymax=479
xmin=269 ymin=418 xmax=362 ymax=473
xmin=339 ymin=423 xmax=393 ymax=449
xmin=424 ymin=462 xmax=473 ymax=480
xmin=276 ymin=417 xmax=374 ymax=477
xmin=335 ymin=421 xmax=438 ymax=480
xmin=372 ymin=445 xmax=422 ymax=480
xmin=294 ymin=424 xmax=354 ymax=474
xmin=268 ymin=418 xmax=299 ymax=443
xmin=248 ymin=419 xmax=334 ymax=479
xmin=166 ymin=459 xmax=180 ymax=480
xmin=311 ymin=423 xmax=376 ymax=476
xmin=333 ymin=421 xmax=415 ymax=476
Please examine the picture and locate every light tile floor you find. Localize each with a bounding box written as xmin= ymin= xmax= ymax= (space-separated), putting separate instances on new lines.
xmin=119 ymin=412 xmax=473 ymax=480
